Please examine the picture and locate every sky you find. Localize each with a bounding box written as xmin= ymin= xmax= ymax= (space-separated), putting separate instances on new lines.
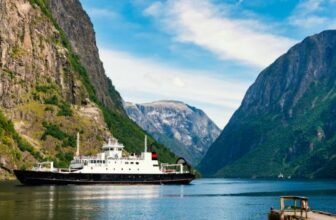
xmin=80 ymin=0 xmax=336 ymax=128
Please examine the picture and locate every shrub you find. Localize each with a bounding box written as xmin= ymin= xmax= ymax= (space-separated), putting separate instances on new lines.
xmin=41 ymin=122 xmax=75 ymax=148
xmin=36 ymin=85 xmax=52 ymax=93
xmin=44 ymin=95 xmax=58 ymax=105
xmin=57 ymin=102 xmax=72 ymax=116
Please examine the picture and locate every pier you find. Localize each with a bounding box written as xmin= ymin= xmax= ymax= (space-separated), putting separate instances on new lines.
xmin=268 ymin=196 xmax=336 ymax=220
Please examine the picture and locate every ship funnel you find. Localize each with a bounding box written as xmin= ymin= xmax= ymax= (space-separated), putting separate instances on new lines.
xmin=76 ymin=132 xmax=80 ymax=157
xmin=144 ymin=135 xmax=147 ymax=153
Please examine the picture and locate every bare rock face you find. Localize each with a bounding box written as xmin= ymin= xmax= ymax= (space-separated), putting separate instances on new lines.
xmin=125 ymin=101 xmax=221 ymax=165
xmin=0 ymin=0 xmax=83 ymax=106
xmin=46 ymin=0 xmax=124 ymax=113
xmin=199 ymin=30 xmax=336 ymax=178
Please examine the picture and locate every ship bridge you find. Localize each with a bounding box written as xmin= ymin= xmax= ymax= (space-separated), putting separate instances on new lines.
xmin=102 ymin=138 xmax=124 ymax=159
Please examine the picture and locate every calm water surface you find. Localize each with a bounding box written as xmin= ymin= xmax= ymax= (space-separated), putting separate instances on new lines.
xmin=0 ymin=179 xmax=335 ymax=219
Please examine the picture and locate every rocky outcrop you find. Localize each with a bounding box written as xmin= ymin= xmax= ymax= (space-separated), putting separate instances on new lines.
xmin=199 ymin=30 xmax=336 ymax=178
xmin=0 ymin=0 xmax=83 ymax=107
xmin=46 ymin=0 xmax=124 ymax=113
xmin=125 ymin=101 xmax=221 ymax=165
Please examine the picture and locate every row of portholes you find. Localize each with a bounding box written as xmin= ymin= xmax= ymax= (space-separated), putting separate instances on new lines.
xmin=107 ymin=161 xmax=140 ymax=165
xmin=89 ymin=167 xmax=140 ymax=171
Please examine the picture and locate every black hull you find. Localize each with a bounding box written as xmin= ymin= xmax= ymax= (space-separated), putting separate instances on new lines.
xmin=14 ymin=170 xmax=195 ymax=185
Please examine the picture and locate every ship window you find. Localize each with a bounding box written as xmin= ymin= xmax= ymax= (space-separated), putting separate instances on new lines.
xmin=121 ymin=168 xmax=123 ymax=170
xmin=153 ymin=165 xmax=159 ymax=167
xmin=129 ymin=168 xmax=131 ymax=171
xmin=125 ymin=162 xmax=129 ymax=164
xmin=136 ymin=162 xmax=139 ymax=165
xmin=103 ymin=161 xmax=106 ymax=164
xmin=130 ymin=162 xmax=134 ymax=164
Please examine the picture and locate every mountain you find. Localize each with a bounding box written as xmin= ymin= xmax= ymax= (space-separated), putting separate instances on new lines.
xmin=0 ymin=0 xmax=176 ymax=178
xmin=46 ymin=0 xmax=124 ymax=112
xmin=199 ymin=30 xmax=336 ymax=179
xmin=124 ymin=101 xmax=221 ymax=165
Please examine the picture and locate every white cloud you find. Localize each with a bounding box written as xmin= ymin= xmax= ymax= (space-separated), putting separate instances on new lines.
xmin=173 ymin=77 xmax=186 ymax=87
xmin=288 ymin=0 xmax=336 ymax=31
xmin=143 ymin=1 xmax=163 ymax=16
xmin=86 ymin=8 xmax=119 ymax=19
xmin=100 ymin=48 xmax=250 ymax=127
xmin=144 ymin=0 xmax=296 ymax=67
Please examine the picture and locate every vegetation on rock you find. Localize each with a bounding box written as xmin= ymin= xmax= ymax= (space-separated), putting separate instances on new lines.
xmin=199 ymin=30 xmax=336 ymax=179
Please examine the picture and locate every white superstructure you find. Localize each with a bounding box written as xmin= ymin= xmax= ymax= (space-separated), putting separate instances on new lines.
xmin=63 ymin=135 xmax=185 ymax=174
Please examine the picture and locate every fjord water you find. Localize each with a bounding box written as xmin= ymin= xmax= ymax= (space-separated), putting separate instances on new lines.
xmin=0 ymin=179 xmax=335 ymax=220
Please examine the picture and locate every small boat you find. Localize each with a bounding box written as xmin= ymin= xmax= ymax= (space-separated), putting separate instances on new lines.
xmin=14 ymin=135 xmax=195 ymax=185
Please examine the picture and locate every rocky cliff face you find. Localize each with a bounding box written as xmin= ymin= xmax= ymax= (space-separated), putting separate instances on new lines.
xmin=0 ymin=0 xmax=177 ymax=178
xmin=46 ymin=0 xmax=124 ymax=113
xmin=199 ymin=30 xmax=336 ymax=178
xmin=125 ymin=101 xmax=221 ymax=165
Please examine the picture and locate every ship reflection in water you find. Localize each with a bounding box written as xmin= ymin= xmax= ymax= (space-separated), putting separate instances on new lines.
xmin=1 ymin=179 xmax=336 ymax=219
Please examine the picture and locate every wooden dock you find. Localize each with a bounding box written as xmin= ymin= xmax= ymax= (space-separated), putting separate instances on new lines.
xmin=269 ymin=210 xmax=336 ymax=220
xmin=268 ymin=196 xmax=336 ymax=220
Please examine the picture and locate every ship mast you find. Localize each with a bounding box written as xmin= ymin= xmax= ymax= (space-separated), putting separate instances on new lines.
xmin=76 ymin=132 xmax=80 ymax=157
xmin=144 ymin=135 xmax=147 ymax=153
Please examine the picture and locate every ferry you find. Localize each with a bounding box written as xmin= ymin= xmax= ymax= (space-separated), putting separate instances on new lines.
xmin=14 ymin=135 xmax=195 ymax=185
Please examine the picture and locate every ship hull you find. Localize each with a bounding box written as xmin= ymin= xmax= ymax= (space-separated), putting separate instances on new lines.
xmin=14 ymin=170 xmax=195 ymax=185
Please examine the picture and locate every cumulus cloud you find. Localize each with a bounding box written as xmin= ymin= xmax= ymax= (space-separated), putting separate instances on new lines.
xmin=86 ymin=8 xmax=119 ymax=19
xmin=144 ymin=0 xmax=296 ymax=67
xmin=100 ymin=48 xmax=249 ymax=127
xmin=288 ymin=0 xmax=336 ymax=31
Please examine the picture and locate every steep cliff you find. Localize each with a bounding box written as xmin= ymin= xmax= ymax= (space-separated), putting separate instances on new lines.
xmin=125 ymin=101 xmax=220 ymax=165
xmin=46 ymin=0 xmax=124 ymax=112
xmin=0 ymin=0 xmax=176 ymax=178
xmin=199 ymin=30 xmax=336 ymax=178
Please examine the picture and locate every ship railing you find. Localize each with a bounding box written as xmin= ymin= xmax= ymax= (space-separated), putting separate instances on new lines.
xmin=161 ymin=163 xmax=186 ymax=174
xmin=74 ymin=155 xmax=143 ymax=161
xmin=32 ymin=161 xmax=57 ymax=172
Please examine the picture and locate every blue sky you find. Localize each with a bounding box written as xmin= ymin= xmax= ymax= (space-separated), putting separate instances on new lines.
xmin=80 ymin=0 xmax=336 ymax=128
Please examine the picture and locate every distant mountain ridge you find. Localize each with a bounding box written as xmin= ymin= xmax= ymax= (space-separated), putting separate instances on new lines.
xmin=125 ymin=100 xmax=221 ymax=165
xmin=199 ymin=30 xmax=336 ymax=178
